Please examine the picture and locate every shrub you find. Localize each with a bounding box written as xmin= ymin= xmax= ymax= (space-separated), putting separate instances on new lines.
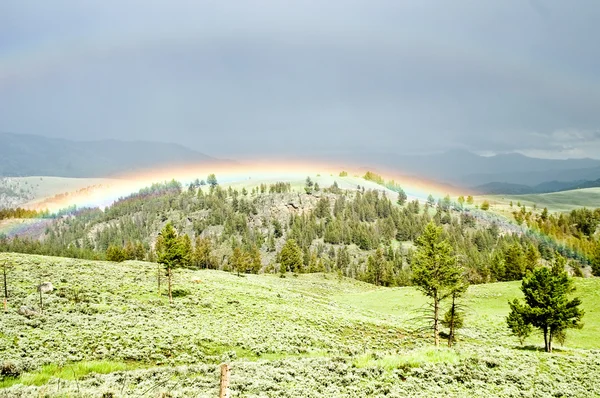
xmin=1 ymin=361 xmax=22 ymax=378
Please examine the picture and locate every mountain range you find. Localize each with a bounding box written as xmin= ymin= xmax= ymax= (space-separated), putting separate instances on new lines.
xmin=2 ymin=132 xmax=600 ymax=194
xmin=0 ymin=132 xmax=222 ymax=177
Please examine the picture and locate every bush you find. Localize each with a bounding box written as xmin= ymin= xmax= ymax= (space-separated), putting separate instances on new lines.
xmin=106 ymin=245 xmax=126 ymax=262
xmin=1 ymin=361 xmax=22 ymax=378
xmin=171 ymin=288 xmax=190 ymax=298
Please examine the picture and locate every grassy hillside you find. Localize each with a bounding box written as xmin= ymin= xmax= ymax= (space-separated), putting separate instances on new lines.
xmin=483 ymin=187 xmax=600 ymax=213
xmin=1 ymin=253 xmax=599 ymax=397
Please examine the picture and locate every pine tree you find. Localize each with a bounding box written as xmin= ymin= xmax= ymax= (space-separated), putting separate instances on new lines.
xmin=230 ymin=247 xmax=247 ymax=276
xmin=412 ymin=221 xmax=462 ymax=346
xmin=207 ymin=174 xmax=218 ymax=187
xmin=506 ymin=265 xmax=584 ymax=352
xmin=179 ymin=234 xmax=192 ymax=267
xmin=106 ymin=245 xmax=126 ymax=262
xmin=193 ymin=237 xmax=213 ymax=269
xmin=591 ymin=242 xmax=600 ymax=277
xmin=506 ymin=299 xmax=532 ymax=345
xmin=279 ymin=239 xmax=303 ymax=273
xmin=157 ymin=222 xmax=186 ymax=304
xmin=397 ymin=189 xmax=407 ymax=206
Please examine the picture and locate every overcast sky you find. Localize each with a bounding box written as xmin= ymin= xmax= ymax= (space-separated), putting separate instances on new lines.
xmin=1 ymin=0 xmax=600 ymax=159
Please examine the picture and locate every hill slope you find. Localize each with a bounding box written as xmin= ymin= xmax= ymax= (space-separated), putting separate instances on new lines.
xmin=1 ymin=253 xmax=599 ymax=397
xmin=486 ymin=187 xmax=600 ymax=213
xmin=0 ymin=132 xmax=222 ymax=177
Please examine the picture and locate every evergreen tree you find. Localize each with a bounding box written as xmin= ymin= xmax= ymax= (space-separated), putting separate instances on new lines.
xmin=506 ymin=266 xmax=584 ymax=352
xmin=506 ymin=299 xmax=532 ymax=345
xmin=503 ymin=243 xmax=526 ymax=281
xmin=591 ymin=242 xmax=600 ymax=277
xmin=207 ymin=174 xmax=218 ymax=187
xmin=231 ymin=247 xmax=248 ymax=276
xmin=366 ymin=247 xmax=390 ymax=286
xmin=442 ymin=294 xmax=465 ymax=347
xmin=397 ymin=188 xmax=407 ymax=206
xmin=193 ymin=236 xmax=213 ymax=269
xmin=481 ymin=201 xmax=490 ymax=211
xmin=106 ymin=245 xmax=126 ymax=262
xmin=249 ymin=245 xmax=262 ymax=274
xmin=279 ymin=239 xmax=303 ymax=273
xmin=427 ymin=194 xmax=435 ymax=206
xmin=179 ymin=233 xmax=192 ymax=267
xmin=157 ymin=222 xmax=186 ymax=304
xmin=412 ymin=221 xmax=462 ymax=346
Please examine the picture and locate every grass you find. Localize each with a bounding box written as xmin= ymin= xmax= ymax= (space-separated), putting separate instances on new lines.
xmin=1 ymin=253 xmax=599 ymax=397
xmin=335 ymin=279 xmax=599 ymax=349
xmin=353 ymin=348 xmax=462 ymax=371
xmin=0 ymin=360 xmax=142 ymax=388
xmin=483 ymin=187 xmax=600 ymax=213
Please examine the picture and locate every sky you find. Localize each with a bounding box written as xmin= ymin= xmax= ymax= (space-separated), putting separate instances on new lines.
xmin=1 ymin=0 xmax=600 ymax=160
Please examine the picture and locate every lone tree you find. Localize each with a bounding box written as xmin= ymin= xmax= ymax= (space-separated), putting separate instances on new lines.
xmin=412 ymin=221 xmax=463 ymax=346
xmin=506 ymin=257 xmax=584 ymax=352
xmin=157 ymin=222 xmax=187 ymax=304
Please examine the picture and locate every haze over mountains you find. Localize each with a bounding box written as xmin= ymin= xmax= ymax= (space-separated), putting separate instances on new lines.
xmin=0 ymin=132 xmax=221 ymax=178
xmin=2 ymin=132 xmax=600 ymax=193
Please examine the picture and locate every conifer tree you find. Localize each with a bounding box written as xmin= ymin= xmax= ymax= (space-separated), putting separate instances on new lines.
xmin=157 ymin=222 xmax=186 ymax=304
xmin=591 ymin=242 xmax=600 ymax=277
xmin=412 ymin=221 xmax=462 ymax=346
xmin=397 ymin=189 xmax=407 ymax=206
xmin=279 ymin=239 xmax=303 ymax=273
xmin=506 ymin=261 xmax=584 ymax=352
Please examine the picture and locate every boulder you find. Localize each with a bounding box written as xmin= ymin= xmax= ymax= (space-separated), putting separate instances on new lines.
xmin=37 ymin=282 xmax=53 ymax=293
xmin=18 ymin=306 xmax=37 ymax=317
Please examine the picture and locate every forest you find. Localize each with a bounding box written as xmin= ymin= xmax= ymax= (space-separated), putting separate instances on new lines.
xmin=1 ymin=174 xmax=599 ymax=286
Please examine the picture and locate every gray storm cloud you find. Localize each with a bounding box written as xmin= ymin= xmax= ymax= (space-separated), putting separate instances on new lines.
xmin=0 ymin=0 xmax=599 ymax=159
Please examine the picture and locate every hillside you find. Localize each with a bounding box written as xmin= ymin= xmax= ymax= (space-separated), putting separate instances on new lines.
xmin=1 ymin=253 xmax=599 ymax=397
xmin=485 ymin=188 xmax=600 ymax=213
xmin=0 ymin=132 xmax=222 ymax=178
xmin=2 ymin=174 xmax=598 ymax=287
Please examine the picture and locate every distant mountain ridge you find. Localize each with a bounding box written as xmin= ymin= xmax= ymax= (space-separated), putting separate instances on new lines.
xmin=342 ymin=149 xmax=600 ymax=188
xmin=0 ymin=132 xmax=223 ymax=177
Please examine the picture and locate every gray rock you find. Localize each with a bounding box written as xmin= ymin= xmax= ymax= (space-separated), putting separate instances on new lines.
xmin=37 ymin=282 xmax=53 ymax=293
xmin=18 ymin=306 xmax=37 ymax=317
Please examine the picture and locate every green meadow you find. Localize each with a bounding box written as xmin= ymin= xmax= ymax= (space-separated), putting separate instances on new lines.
xmin=1 ymin=253 xmax=599 ymax=397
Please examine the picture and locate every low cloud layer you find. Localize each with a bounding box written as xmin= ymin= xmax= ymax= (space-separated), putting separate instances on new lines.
xmin=1 ymin=0 xmax=599 ymax=159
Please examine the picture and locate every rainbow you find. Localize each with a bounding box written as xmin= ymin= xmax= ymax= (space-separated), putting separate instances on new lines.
xmin=0 ymin=160 xmax=594 ymax=267
xmin=0 ymin=160 xmax=464 ymax=239
xmin=12 ymin=160 xmax=465 ymax=213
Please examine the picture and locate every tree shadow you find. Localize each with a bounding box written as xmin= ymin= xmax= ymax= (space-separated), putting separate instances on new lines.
xmin=513 ymin=344 xmax=568 ymax=353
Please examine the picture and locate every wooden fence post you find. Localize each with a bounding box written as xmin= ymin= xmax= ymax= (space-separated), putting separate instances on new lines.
xmin=219 ymin=363 xmax=230 ymax=398
xmin=2 ymin=261 xmax=7 ymax=312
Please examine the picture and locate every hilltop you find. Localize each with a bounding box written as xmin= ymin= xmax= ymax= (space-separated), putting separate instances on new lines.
xmin=1 ymin=253 xmax=599 ymax=397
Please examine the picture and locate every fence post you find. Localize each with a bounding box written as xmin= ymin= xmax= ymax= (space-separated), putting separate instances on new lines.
xmin=2 ymin=261 xmax=7 ymax=312
xmin=219 ymin=363 xmax=230 ymax=398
